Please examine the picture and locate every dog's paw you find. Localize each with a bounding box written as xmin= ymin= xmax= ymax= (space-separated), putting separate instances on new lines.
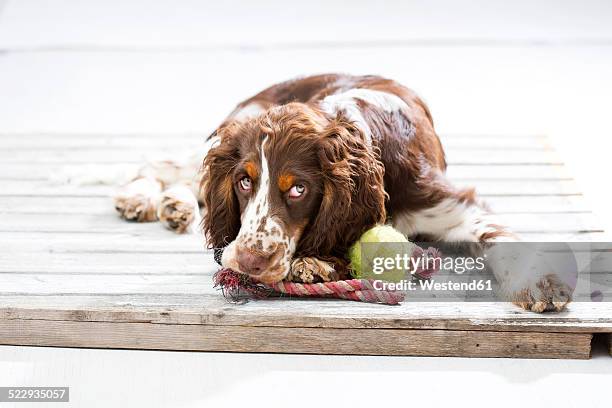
xmin=512 ymin=274 xmax=572 ymax=313
xmin=114 ymin=194 xmax=158 ymax=222
xmin=289 ymin=257 xmax=337 ymax=283
xmin=157 ymin=185 xmax=200 ymax=234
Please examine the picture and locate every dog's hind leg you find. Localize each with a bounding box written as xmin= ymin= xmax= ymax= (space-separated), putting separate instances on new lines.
xmin=157 ymin=183 xmax=201 ymax=234
xmin=114 ymin=176 xmax=163 ymax=222
xmin=113 ymin=153 xmax=204 ymax=233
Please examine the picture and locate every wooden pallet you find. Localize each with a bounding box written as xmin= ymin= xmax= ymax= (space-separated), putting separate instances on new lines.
xmin=0 ymin=133 xmax=610 ymax=359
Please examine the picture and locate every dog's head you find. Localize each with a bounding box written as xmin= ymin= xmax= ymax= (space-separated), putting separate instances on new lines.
xmin=202 ymin=103 xmax=386 ymax=284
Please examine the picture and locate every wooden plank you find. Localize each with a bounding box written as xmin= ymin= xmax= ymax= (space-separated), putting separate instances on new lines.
xmin=2 ymin=229 xmax=606 ymax=256
xmin=1 ymin=270 xmax=608 ymax=296
xmin=519 ymin=232 xmax=609 ymax=242
xmin=1 ymin=296 xmax=611 ymax=333
xmin=0 ymin=212 xmax=602 ymax=234
xmin=0 ymin=179 xmax=584 ymax=197
xmin=0 ymin=163 xmax=574 ymax=181
xmin=3 ymin=248 xmax=610 ymax=275
xmin=0 ymin=274 xmax=217 ymax=294
xmin=0 ymin=319 xmax=592 ymax=359
xmin=0 ymin=253 xmax=215 ymax=274
xmin=447 ymin=164 xmax=572 ymax=180
xmin=0 ymin=134 xmax=551 ymax=150
xmin=0 ymin=196 xmax=115 ymax=214
xmin=0 ymin=232 xmax=208 ymax=253
xmin=0 ymin=194 xmax=593 ymax=215
xmin=0 ymin=148 xmax=563 ymax=164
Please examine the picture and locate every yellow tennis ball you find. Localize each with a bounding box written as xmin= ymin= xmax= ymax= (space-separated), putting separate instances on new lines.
xmin=348 ymin=225 xmax=411 ymax=281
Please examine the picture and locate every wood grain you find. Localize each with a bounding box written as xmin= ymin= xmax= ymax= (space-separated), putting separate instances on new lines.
xmin=0 ymin=319 xmax=593 ymax=359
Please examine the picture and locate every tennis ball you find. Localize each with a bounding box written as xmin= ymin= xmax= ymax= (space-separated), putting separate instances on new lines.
xmin=348 ymin=225 xmax=413 ymax=282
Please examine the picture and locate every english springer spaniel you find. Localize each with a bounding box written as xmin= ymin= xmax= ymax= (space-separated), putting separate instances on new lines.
xmin=114 ymin=74 xmax=571 ymax=312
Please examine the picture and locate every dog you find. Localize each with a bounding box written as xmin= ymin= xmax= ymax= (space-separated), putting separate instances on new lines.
xmin=114 ymin=73 xmax=572 ymax=312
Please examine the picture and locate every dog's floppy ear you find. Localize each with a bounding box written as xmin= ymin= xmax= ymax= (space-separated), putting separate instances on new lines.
xmin=201 ymin=127 xmax=241 ymax=250
xmin=297 ymin=120 xmax=387 ymax=258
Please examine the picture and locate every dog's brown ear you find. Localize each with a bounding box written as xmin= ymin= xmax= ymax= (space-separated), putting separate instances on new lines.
xmin=297 ymin=120 xmax=387 ymax=258
xmin=201 ymin=128 xmax=241 ymax=250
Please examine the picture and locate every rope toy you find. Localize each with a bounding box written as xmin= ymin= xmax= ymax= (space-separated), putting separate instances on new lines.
xmin=213 ymin=268 xmax=406 ymax=305
xmin=213 ymin=246 xmax=441 ymax=306
xmin=213 ymin=225 xmax=441 ymax=305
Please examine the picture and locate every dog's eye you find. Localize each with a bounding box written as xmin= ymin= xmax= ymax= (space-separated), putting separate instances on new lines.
xmin=288 ymin=184 xmax=306 ymax=199
xmin=239 ymin=177 xmax=252 ymax=191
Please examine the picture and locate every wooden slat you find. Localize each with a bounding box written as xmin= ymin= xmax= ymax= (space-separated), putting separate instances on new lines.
xmin=0 ymin=212 xmax=602 ymax=234
xmin=2 ymin=229 xmax=607 ymax=256
xmin=0 ymin=253 xmax=215 ymax=274
xmin=0 ymin=148 xmax=562 ymax=164
xmin=0 ymin=274 xmax=216 ymax=294
xmin=518 ymin=232 xmax=609 ymax=242
xmin=0 ymin=163 xmax=574 ymax=181
xmin=0 ymin=319 xmax=592 ymax=359
xmin=0 ymin=179 xmax=583 ymax=197
xmin=0 ymin=232 xmax=207 ymax=253
xmin=447 ymin=164 xmax=572 ymax=180
xmin=1 ymin=296 xmax=611 ymax=333
xmin=3 ymin=248 xmax=610 ymax=275
xmin=0 ymin=194 xmax=593 ymax=215
xmin=0 ymin=134 xmax=551 ymax=150
xmin=0 ymin=269 xmax=607 ymax=294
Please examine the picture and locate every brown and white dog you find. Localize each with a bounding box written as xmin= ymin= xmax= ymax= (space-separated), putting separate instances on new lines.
xmin=114 ymin=73 xmax=572 ymax=312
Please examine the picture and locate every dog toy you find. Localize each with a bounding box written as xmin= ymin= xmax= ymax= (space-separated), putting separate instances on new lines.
xmin=348 ymin=224 xmax=413 ymax=280
xmin=213 ymin=268 xmax=406 ymax=305
xmin=213 ymin=225 xmax=441 ymax=305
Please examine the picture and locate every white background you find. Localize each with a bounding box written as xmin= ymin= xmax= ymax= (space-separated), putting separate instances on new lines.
xmin=0 ymin=1 xmax=611 ymax=407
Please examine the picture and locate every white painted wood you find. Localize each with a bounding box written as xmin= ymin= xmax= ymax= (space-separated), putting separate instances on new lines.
xmin=0 ymin=179 xmax=582 ymax=197
xmin=0 ymin=147 xmax=563 ymax=164
xmin=0 ymin=252 xmax=216 ymax=274
xmin=0 ymin=274 xmax=218 ymax=294
xmin=0 ymin=319 xmax=594 ymax=359
xmin=0 ymin=271 xmax=606 ymax=297
xmin=0 ymin=133 xmax=550 ymax=149
xmin=0 ymin=163 xmax=575 ymax=182
xmin=0 ymin=212 xmax=602 ymax=234
xmin=0 ymin=232 xmax=207 ymax=253
xmin=1 ymin=295 xmax=610 ymax=333
xmin=0 ymin=195 xmax=593 ymax=215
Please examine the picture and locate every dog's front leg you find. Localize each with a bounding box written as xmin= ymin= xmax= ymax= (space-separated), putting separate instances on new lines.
xmin=288 ymin=257 xmax=339 ymax=283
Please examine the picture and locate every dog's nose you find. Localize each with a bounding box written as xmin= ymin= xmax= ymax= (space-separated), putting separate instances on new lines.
xmin=236 ymin=248 xmax=271 ymax=275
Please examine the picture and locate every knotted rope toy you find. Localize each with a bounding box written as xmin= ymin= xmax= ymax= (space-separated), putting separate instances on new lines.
xmin=213 ymin=225 xmax=440 ymax=305
xmin=214 ymin=269 xmax=408 ymax=305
